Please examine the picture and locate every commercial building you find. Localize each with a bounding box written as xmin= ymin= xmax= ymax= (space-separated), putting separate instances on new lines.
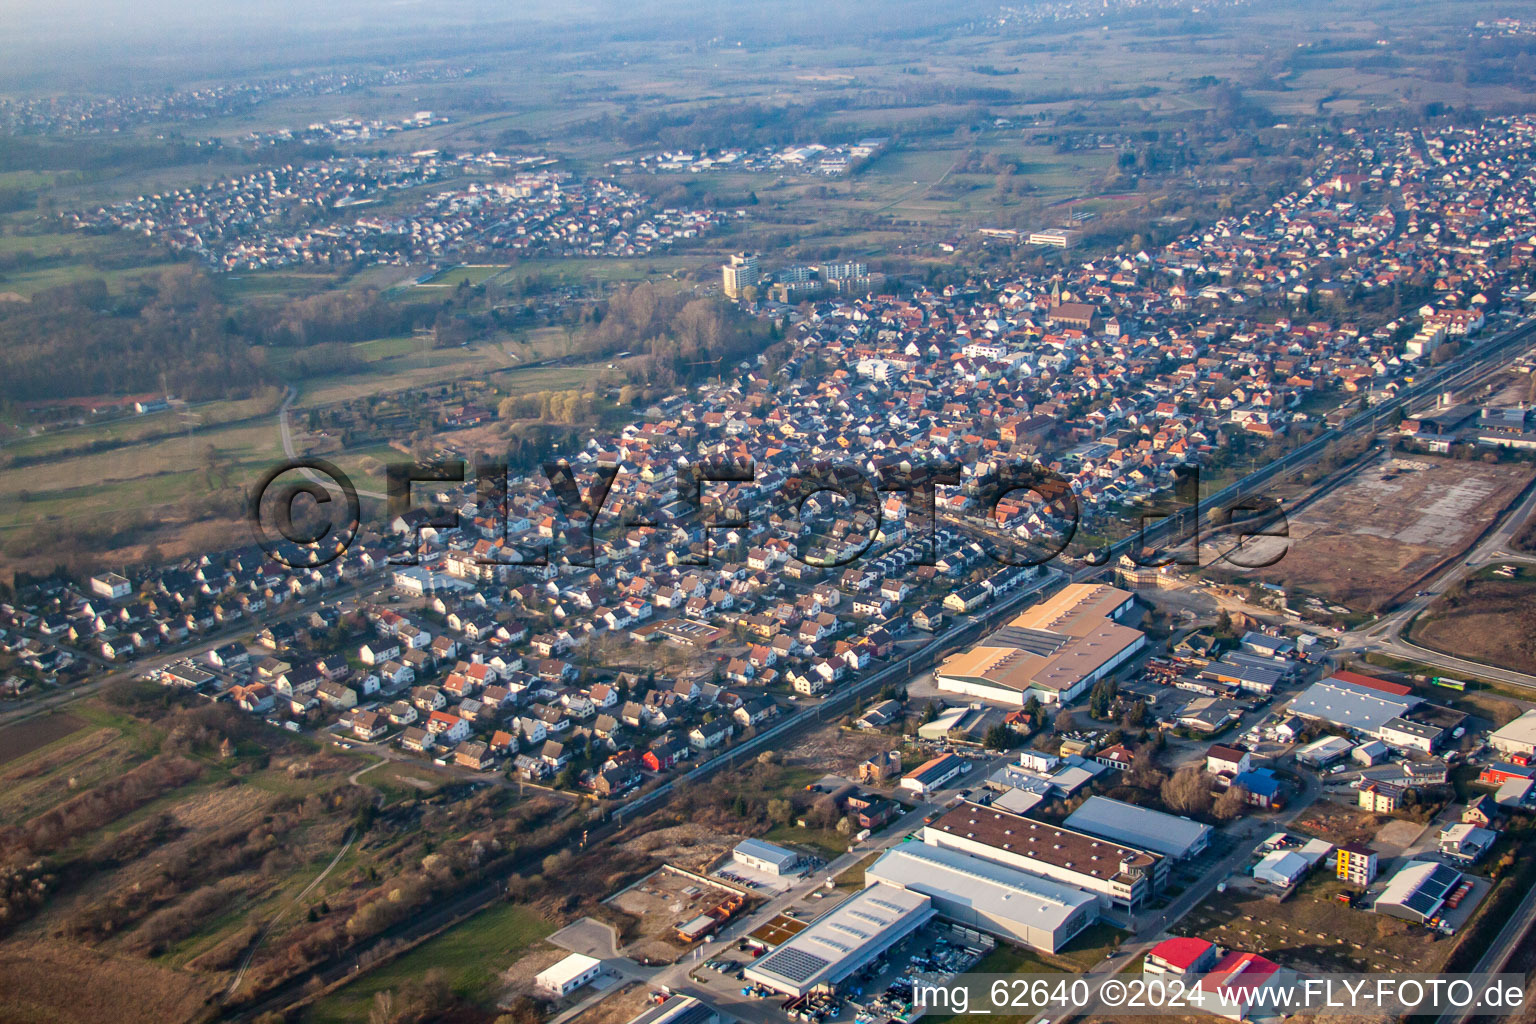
xmin=1351 ymin=740 xmax=1389 ymax=766
xmin=988 ymin=751 xmax=1106 ymax=801
xmin=1295 ymin=735 xmax=1354 ymax=767
xmin=535 ymin=953 xmax=604 ymax=999
xmin=1063 ymin=796 xmax=1211 ymax=860
xmin=917 ymin=704 xmax=989 ymax=741
xmin=1489 ymin=709 xmax=1536 ymax=759
xmin=900 ymin=752 xmax=968 ymax=796
xmin=1336 ymin=842 xmax=1379 ymax=886
xmin=923 ymin=801 xmax=1166 ymax=909
xmin=1143 ymin=937 xmax=1219 ymax=978
xmin=1253 ymin=849 xmax=1309 ymax=888
xmin=937 ymin=585 xmax=1144 ymax=706
xmin=1193 ymin=951 xmax=1287 ymax=1021
xmin=1200 ymin=658 xmax=1285 ymax=694
xmin=1378 ymin=717 xmax=1443 ymax=753
xmin=743 ymin=883 xmax=934 ymax=997
xmin=863 ymin=843 xmax=1098 ymax=954
xmin=734 ymin=838 xmax=801 ymax=876
xmin=624 ymin=997 xmax=718 ymax=1024
xmin=1289 ymin=673 xmax=1421 ymax=737
xmin=1375 ymin=861 xmax=1465 ymax=926
xmin=1240 ymin=631 xmax=1295 ymax=658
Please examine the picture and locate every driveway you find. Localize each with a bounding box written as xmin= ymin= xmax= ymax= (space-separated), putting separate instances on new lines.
xmin=550 ymin=917 xmax=624 ymax=960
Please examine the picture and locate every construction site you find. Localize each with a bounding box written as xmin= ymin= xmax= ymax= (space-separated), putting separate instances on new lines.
xmin=605 ymin=866 xmax=754 ymax=964
xmin=1229 ymin=454 xmax=1534 ymax=612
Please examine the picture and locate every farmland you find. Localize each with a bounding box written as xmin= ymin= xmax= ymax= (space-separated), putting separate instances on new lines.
xmin=0 ymin=682 xmax=592 ymax=1024
xmin=1410 ymin=569 xmax=1536 ymax=675
xmin=0 ymin=693 xmax=367 ymax=1024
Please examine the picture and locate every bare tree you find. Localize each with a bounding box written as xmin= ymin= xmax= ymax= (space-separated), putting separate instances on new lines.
xmin=1213 ymin=784 xmax=1249 ymax=821
xmin=1161 ymin=766 xmax=1214 ymax=815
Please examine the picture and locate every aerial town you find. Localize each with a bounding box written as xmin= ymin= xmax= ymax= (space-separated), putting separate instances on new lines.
xmin=65 ymin=155 xmax=732 ymax=270
xmin=3 ymin=2 xmax=1536 ymax=1024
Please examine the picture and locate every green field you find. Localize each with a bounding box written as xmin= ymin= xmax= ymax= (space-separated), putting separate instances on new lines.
xmin=301 ymin=901 xmax=553 ymax=1023
xmin=417 ymin=263 xmax=512 ymax=288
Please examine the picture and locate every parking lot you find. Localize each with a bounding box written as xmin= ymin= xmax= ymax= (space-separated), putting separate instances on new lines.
xmin=714 ymin=855 xmax=811 ymax=894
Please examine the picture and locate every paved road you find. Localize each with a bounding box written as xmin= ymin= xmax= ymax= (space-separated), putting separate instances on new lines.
xmin=1436 ymin=876 xmax=1536 ymax=1024
xmin=1335 ymin=470 xmax=1536 ymax=690
xmin=1017 ymin=767 xmax=1324 ymax=1024
xmin=0 ymin=579 xmax=372 ymax=727
xmin=278 ymin=384 xmax=388 ymax=501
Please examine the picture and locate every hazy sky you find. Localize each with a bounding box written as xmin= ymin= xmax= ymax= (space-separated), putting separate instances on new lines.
xmin=0 ymin=0 xmax=966 ymax=91
xmin=0 ymin=0 xmax=590 ymax=87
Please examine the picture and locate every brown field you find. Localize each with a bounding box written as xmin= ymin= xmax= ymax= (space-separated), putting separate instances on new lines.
xmin=1411 ymin=573 xmax=1536 ymax=675
xmin=1289 ymin=802 xmax=1393 ymax=847
xmin=1230 ymin=457 xmax=1534 ymax=612
xmin=0 ymin=711 xmax=87 ymax=766
xmin=781 ymin=720 xmax=902 ymax=778
xmin=0 ymin=939 xmax=223 ymax=1024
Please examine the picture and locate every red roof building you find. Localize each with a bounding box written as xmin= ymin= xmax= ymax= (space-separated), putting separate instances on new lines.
xmin=1196 ymin=951 xmax=1285 ymax=1020
xmin=1330 ymin=669 xmax=1413 ymax=697
xmin=1144 ymin=937 xmax=1218 ymax=976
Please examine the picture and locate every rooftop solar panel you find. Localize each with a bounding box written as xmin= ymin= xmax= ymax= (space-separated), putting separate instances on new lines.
xmin=761 ymin=947 xmax=830 ymax=985
xmin=988 ymin=626 xmax=1070 ymax=656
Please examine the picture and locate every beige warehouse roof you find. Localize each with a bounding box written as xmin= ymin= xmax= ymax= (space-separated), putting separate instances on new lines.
xmin=939 ymin=583 xmax=1141 ymax=694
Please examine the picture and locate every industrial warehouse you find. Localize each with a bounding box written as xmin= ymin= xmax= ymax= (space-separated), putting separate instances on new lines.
xmin=935 ymin=584 xmax=1146 ymax=706
xmin=863 ymin=843 xmax=1099 ymax=953
xmin=742 ymin=884 xmax=935 ymax=997
xmin=923 ymin=800 xmax=1167 ymax=908
xmin=1288 ymin=672 xmax=1421 ymax=735
xmin=1063 ymin=795 xmax=1213 ymax=860
xmin=1374 ymin=861 xmax=1475 ymax=928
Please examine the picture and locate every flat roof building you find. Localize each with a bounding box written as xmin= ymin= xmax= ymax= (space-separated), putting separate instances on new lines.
xmin=742 ymin=883 xmax=934 ymax=997
xmin=535 ymin=953 xmax=603 ymax=999
xmin=864 ymin=843 xmax=1098 ymax=953
xmin=624 ymin=997 xmax=719 ymax=1024
xmin=734 ymin=838 xmax=801 ymax=876
xmin=1144 ymin=936 xmax=1219 ymax=977
xmin=1337 ymin=842 xmax=1379 ymax=886
xmin=1490 ymin=709 xmax=1536 ymax=758
xmin=923 ymin=801 xmax=1166 ymax=909
xmin=1289 ymin=676 xmax=1420 ymax=736
xmin=1064 ymin=796 xmax=1212 ymax=860
xmin=937 ymin=585 xmax=1143 ymax=706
